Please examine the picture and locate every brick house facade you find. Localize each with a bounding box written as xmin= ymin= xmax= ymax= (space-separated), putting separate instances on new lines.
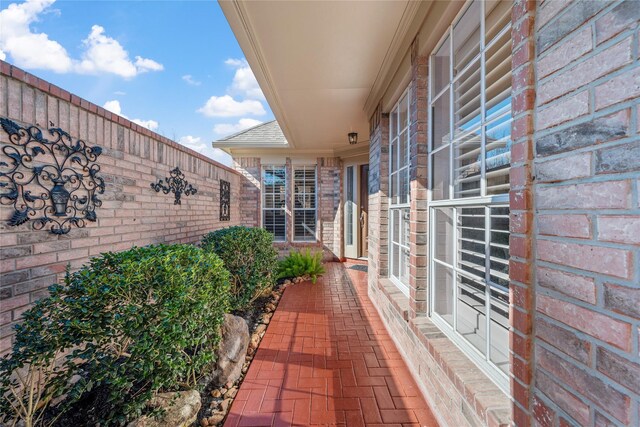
xmin=0 ymin=0 xmax=638 ymax=426
xmin=220 ymin=1 xmax=640 ymax=425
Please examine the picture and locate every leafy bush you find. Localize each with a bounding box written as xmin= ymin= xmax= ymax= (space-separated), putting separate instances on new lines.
xmin=201 ymin=226 xmax=278 ymax=310
xmin=0 ymin=244 xmax=230 ymax=426
xmin=277 ymin=249 xmax=326 ymax=284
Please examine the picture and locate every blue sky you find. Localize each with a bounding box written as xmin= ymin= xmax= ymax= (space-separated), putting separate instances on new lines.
xmin=0 ymin=0 xmax=274 ymax=166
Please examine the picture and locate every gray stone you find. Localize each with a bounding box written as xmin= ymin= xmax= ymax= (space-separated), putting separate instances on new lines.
xmin=537 ymin=0 xmax=611 ymax=52
xmin=537 ymin=118 xmax=627 ymax=157
xmin=604 ymin=284 xmax=640 ymax=319
xmin=596 ymin=141 xmax=640 ymax=174
xmin=127 ymin=390 xmax=201 ymax=427
xmin=213 ymin=314 xmax=249 ymax=386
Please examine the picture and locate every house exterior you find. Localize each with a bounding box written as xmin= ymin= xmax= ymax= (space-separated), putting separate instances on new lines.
xmin=216 ymin=1 xmax=640 ymax=426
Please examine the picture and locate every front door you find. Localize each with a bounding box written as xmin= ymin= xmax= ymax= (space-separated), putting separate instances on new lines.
xmin=344 ymin=165 xmax=359 ymax=259
xmin=344 ymin=163 xmax=369 ymax=259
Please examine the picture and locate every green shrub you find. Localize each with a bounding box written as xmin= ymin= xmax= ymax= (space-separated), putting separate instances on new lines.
xmin=0 ymin=244 xmax=230 ymax=426
xmin=201 ymin=226 xmax=278 ymax=310
xmin=277 ymin=249 xmax=326 ymax=284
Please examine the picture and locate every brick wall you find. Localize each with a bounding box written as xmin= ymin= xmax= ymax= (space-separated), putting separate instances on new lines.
xmin=408 ymin=40 xmax=429 ymax=320
xmin=367 ymin=105 xmax=389 ymax=287
xmin=532 ymin=1 xmax=640 ymax=426
xmin=233 ymin=156 xmax=342 ymax=260
xmin=235 ymin=157 xmax=261 ymax=227
xmin=510 ymin=0 xmax=537 ymax=425
xmin=0 ymin=62 xmax=241 ymax=354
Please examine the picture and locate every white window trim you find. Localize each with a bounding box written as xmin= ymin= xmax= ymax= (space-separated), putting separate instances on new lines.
xmin=261 ymin=165 xmax=287 ymax=242
xmin=388 ymin=85 xmax=412 ymax=297
xmin=292 ymin=165 xmax=318 ymax=243
xmin=427 ymin=0 xmax=512 ymax=394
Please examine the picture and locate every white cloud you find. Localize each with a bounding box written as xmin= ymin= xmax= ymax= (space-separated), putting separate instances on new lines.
xmin=103 ymin=99 xmax=122 ymax=115
xmin=0 ymin=0 xmax=73 ymax=72
xmin=134 ymin=56 xmax=163 ymax=72
xmin=224 ymin=58 xmax=245 ymax=68
xmin=178 ymin=135 xmax=206 ymax=153
xmin=0 ymin=1 xmax=163 ymax=78
xmin=114 ymin=90 xmax=126 ymax=96
xmin=77 ymin=25 xmax=163 ymax=78
xmin=213 ymin=118 xmax=263 ymax=136
xmin=103 ymin=100 xmax=158 ymax=131
xmin=131 ymin=118 xmax=158 ymax=131
xmin=225 ymin=57 xmax=264 ymax=100
xmin=177 ymin=135 xmax=233 ymax=167
xmin=182 ymin=74 xmax=201 ymax=86
xmin=197 ymin=95 xmax=265 ymax=118
xmin=0 ymin=50 xmax=6 ymax=61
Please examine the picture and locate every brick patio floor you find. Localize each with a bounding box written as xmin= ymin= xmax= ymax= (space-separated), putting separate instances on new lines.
xmin=224 ymin=262 xmax=439 ymax=427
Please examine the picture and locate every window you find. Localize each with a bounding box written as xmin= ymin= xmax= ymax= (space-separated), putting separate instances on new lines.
xmin=428 ymin=0 xmax=512 ymax=392
xmin=262 ymin=166 xmax=286 ymax=241
xmin=389 ymin=87 xmax=411 ymax=295
xmin=293 ymin=165 xmax=317 ymax=241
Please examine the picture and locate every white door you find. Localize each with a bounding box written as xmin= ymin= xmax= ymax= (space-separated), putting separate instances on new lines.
xmin=344 ymin=164 xmax=359 ymax=258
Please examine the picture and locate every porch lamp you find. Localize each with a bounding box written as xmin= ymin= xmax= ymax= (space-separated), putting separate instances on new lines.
xmin=348 ymin=132 xmax=358 ymax=145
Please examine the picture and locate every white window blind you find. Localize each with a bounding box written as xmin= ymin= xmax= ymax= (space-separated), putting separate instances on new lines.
xmin=389 ymin=87 xmax=411 ymax=295
xmin=428 ymin=0 xmax=512 ymax=393
xmin=262 ymin=166 xmax=286 ymax=241
xmin=293 ymin=166 xmax=317 ymax=242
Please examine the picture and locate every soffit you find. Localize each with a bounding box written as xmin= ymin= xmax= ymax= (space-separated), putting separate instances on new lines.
xmin=219 ymin=0 xmax=418 ymax=154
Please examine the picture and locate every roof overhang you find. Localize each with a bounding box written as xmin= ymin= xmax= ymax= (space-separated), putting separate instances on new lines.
xmin=218 ymin=0 xmax=435 ymax=157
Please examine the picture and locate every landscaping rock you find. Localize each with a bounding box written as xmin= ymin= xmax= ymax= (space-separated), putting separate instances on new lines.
xmin=224 ymin=387 xmax=238 ymax=399
xmin=213 ymin=314 xmax=249 ymax=386
xmin=127 ymin=390 xmax=201 ymax=427
xmin=207 ymin=413 xmax=225 ymax=425
xmin=220 ymin=398 xmax=232 ymax=413
xmin=211 ymin=389 xmax=222 ymax=398
xmin=255 ymin=324 xmax=267 ymax=337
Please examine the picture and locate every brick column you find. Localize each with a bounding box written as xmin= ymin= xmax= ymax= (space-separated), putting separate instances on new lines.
xmin=318 ymin=157 xmax=342 ymax=259
xmin=408 ymin=38 xmax=429 ymax=319
xmin=510 ymin=1 xmax=536 ymax=425
xmin=235 ymin=157 xmax=261 ymax=227
xmin=367 ymin=106 xmax=390 ymax=289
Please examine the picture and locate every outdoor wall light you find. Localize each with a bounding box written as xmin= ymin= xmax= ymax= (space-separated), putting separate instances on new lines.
xmin=348 ymin=132 xmax=358 ymax=145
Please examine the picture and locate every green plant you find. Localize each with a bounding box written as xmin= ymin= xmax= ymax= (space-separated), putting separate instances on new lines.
xmin=277 ymin=249 xmax=326 ymax=284
xmin=201 ymin=226 xmax=278 ymax=310
xmin=0 ymin=244 xmax=230 ymax=426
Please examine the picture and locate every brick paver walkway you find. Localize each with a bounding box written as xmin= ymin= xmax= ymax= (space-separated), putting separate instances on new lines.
xmin=225 ymin=262 xmax=439 ymax=427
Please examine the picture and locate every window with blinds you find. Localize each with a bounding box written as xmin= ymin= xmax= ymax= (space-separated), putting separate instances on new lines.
xmin=262 ymin=166 xmax=286 ymax=241
xmin=428 ymin=0 xmax=512 ymax=393
xmin=389 ymin=87 xmax=411 ymax=296
xmin=293 ymin=166 xmax=317 ymax=241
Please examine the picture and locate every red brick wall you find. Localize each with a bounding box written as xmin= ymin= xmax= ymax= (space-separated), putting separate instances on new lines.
xmin=0 ymin=62 xmax=241 ymax=354
xmin=510 ymin=0 xmax=536 ymax=425
xmin=532 ymin=1 xmax=640 ymax=426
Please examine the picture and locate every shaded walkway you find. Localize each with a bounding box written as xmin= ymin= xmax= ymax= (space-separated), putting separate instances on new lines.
xmin=224 ymin=262 xmax=439 ymax=427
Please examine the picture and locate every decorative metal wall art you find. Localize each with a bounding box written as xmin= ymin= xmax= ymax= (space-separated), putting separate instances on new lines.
xmin=220 ymin=179 xmax=230 ymax=221
xmin=0 ymin=118 xmax=105 ymax=235
xmin=151 ymin=167 xmax=197 ymax=205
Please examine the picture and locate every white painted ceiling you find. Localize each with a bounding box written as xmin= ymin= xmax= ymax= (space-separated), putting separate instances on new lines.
xmin=219 ymin=1 xmax=412 ymax=153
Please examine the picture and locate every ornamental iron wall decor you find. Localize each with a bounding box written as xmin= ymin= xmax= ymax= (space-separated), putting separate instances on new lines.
xmin=0 ymin=118 xmax=105 ymax=235
xmin=220 ymin=179 xmax=230 ymax=221
xmin=151 ymin=167 xmax=197 ymax=205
